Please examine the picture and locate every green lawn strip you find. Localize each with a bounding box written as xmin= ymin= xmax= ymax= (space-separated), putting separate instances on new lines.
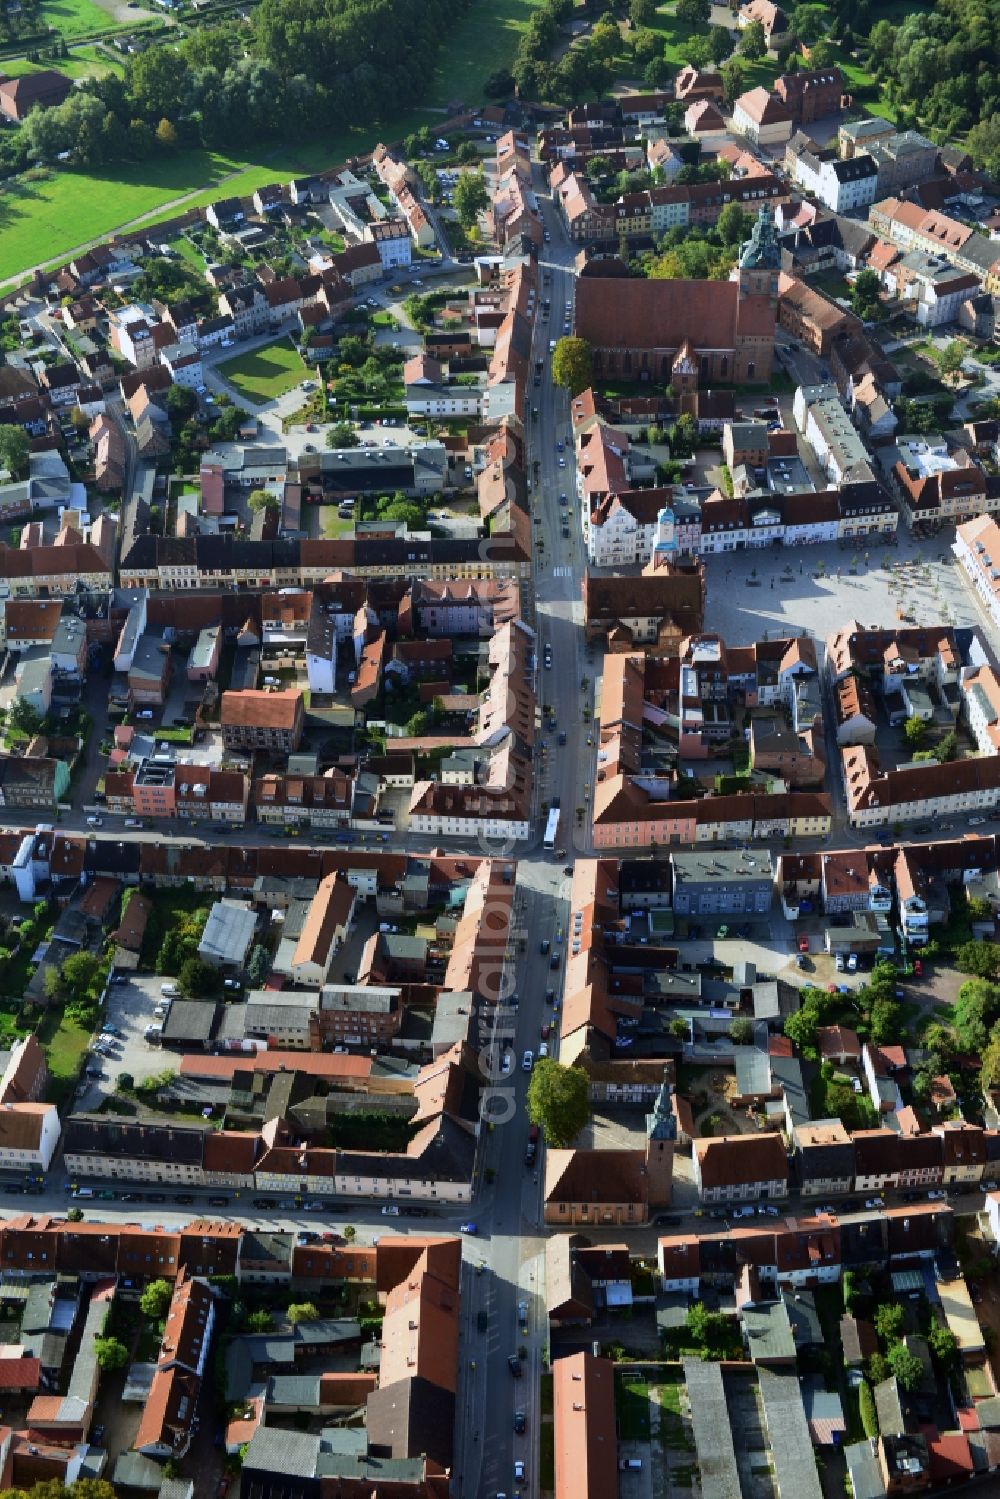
xmin=615 ymin=1372 xmax=652 ymax=1441
xmin=218 ymin=337 xmax=306 ymax=402
xmin=0 ymin=44 xmax=124 ymax=79
xmin=169 ymin=234 xmax=206 ymax=271
xmin=539 ymin=1418 xmax=555 ymax=1488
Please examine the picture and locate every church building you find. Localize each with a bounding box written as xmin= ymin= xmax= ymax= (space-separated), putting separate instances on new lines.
xmin=573 ymin=205 xmax=780 ymax=386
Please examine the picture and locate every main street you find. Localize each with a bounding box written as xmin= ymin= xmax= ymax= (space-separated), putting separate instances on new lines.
xmin=449 ymin=173 xmax=586 ymax=1499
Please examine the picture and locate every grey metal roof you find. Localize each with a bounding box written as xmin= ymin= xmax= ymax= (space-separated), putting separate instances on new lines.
xmin=244 ymin=1425 xmax=320 ymax=1478
xmin=844 ymin=1438 xmax=885 ymax=1499
xmin=682 ymin=1360 xmax=742 ymax=1499
xmin=758 ymin=1367 xmax=824 ymax=1499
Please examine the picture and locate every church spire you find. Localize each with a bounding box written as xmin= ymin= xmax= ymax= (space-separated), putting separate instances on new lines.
xmin=739 ymin=204 xmax=781 ymax=270
xmin=646 ymin=1070 xmax=676 ymax=1142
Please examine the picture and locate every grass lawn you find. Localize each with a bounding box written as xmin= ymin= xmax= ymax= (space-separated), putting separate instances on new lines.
xmin=38 ymin=0 xmax=121 ymax=37
xmin=615 ymin=1373 xmax=651 ymax=1441
xmin=169 ymin=234 xmax=205 ymax=271
xmin=37 ymin=1006 xmax=91 ymax=1105
xmin=322 ymin=510 xmax=354 ymax=538
xmin=218 ymin=338 xmax=306 ymax=403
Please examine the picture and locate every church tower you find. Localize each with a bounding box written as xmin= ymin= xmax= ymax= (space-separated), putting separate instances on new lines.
xmin=732 ymin=204 xmax=781 ymax=383
xmin=737 ymin=203 xmax=781 ymax=301
xmin=645 ymin=1070 xmax=676 ymax=1207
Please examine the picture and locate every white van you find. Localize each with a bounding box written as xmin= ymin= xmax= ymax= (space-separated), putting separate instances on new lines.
xmin=74 ymin=1187 xmax=95 ymax=1199
xmin=160 ymin=982 xmax=180 ymax=997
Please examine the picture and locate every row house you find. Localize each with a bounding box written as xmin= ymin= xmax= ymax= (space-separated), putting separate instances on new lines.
xmin=870 ymin=197 xmax=1000 ymax=294
xmin=843 ymin=742 xmax=1000 ymax=828
xmin=955 ymin=513 xmax=1000 ymax=638
xmin=891 ymin=438 xmax=989 ymax=530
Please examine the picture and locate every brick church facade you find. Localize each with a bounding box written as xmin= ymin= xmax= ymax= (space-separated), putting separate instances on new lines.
xmin=573 ymin=205 xmax=780 ymax=387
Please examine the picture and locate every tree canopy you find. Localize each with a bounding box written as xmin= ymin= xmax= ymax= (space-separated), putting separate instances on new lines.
xmin=526 ymin=1059 xmax=590 ymax=1147
xmin=551 ymin=336 xmax=593 ymax=397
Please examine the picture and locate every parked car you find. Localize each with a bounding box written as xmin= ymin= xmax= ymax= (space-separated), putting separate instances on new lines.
xmin=381 ymin=1205 xmax=400 ymax=1216
xmin=460 ymin=1221 xmax=477 ymax=1235
xmin=508 ymin=1354 xmax=522 ymax=1377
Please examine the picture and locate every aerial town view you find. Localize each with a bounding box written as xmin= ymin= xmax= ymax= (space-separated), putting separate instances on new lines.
xmin=1 ymin=0 xmax=1000 ymax=1495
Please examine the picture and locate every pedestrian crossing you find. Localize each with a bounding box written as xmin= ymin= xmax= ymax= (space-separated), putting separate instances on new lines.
xmin=551 ymin=565 xmax=573 ymax=577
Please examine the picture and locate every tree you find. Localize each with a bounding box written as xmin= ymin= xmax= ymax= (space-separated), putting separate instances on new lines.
xmin=729 ymin=1016 xmax=754 ymax=1045
xmin=8 ymin=699 xmax=43 ymax=737
xmin=791 ymin=3 xmax=828 ymax=40
xmin=676 ymin=0 xmax=710 ymax=24
xmin=966 ymin=114 xmax=1000 ymax=180
xmin=902 ymin=715 xmax=927 ymax=747
xmin=716 ymin=201 xmax=751 ymax=247
xmin=42 ymin=967 xmax=62 ymax=1001
xmin=140 ymin=1279 xmax=173 ymax=1319
xmin=246 ymin=1309 xmax=274 ymax=1332
xmin=0 ymin=426 xmax=29 ymax=479
xmin=858 ymin=1379 xmax=878 ymax=1437
xmin=287 ymin=1301 xmax=319 ymax=1324
xmin=551 ymin=336 xmax=593 ymax=397
xmin=117 ymin=1072 xmax=134 ymax=1092
xmin=669 ymin=412 xmax=698 ymax=458
xmin=484 ymin=67 xmax=515 ymax=98
xmin=709 ymin=23 xmax=733 ymax=62
xmin=851 ymin=267 xmax=883 ymax=320
xmin=739 ymin=19 xmax=767 ymax=57
xmin=953 ymin=979 xmax=1000 ymax=1052
xmin=155 ymin=117 xmax=178 ymax=148
xmin=720 ymin=57 xmax=746 ymax=103
xmin=980 ymin=1033 xmax=1000 ymax=1094
xmin=67 ymin=1207 xmax=84 ymax=1222
xmin=94 ymin=1336 xmax=129 ymax=1371
xmin=886 ymin=1342 xmax=923 ymax=1392
xmin=248 ymin=487 xmax=276 ymax=513
xmin=875 ymin=1303 xmax=905 ymax=1344
xmin=343 ymin=1224 xmax=356 ymax=1241
xmin=62 ymin=951 xmax=101 ymax=1001
xmin=784 ymin=1005 xmax=819 ymax=1054
xmin=955 ymin=941 xmax=1000 ymax=979
xmin=869 ymin=998 xmax=903 ymax=1045
xmin=526 ymin=1058 xmax=590 ymax=1147
xmin=166 ymin=382 xmax=198 ymax=424
xmin=453 ymin=169 xmax=489 ymax=230
xmin=867 ymin=1352 xmax=890 ymax=1385
xmin=405 ymin=710 xmax=431 ymax=736
xmin=327 ymin=422 xmax=358 ymax=449
xmin=629 ymin=0 xmax=656 ymax=24
xmin=927 ymin=1323 xmax=959 ymax=1372
xmin=178 ymin=955 xmax=219 ymax=997
xmin=456 ymin=139 xmax=479 ymax=165
xmin=939 ymin=341 xmax=965 ymax=383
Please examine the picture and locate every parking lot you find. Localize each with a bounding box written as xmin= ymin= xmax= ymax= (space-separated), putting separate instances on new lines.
xmin=72 ymin=973 xmax=183 ymax=1112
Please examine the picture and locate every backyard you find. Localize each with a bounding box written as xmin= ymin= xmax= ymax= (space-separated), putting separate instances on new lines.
xmin=37 ymin=1004 xmax=91 ymax=1107
xmin=218 ymin=338 xmax=308 ymax=403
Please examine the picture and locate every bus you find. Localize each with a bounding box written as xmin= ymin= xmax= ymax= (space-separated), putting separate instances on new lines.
xmin=544 ymin=808 xmax=560 ymax=851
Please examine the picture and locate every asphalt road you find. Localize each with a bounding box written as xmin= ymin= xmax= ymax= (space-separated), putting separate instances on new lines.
xmin=450 ymin=170 xmax=587 ymax=1499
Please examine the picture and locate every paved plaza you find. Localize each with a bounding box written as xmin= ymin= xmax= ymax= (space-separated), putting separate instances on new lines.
xmin=703 ymin=535 xmax=989 ymax=659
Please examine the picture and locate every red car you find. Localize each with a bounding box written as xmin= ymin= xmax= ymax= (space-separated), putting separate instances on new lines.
xmin=540 ymin=1024 xmax=551 ymax=1041
xmin=798 ymin=936 xmax=810 ymax=953
xmin=913 ymin=958 xmax=923 ymax=977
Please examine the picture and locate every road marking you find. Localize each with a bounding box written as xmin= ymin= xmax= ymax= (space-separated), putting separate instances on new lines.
xmin=551 ymin=565 xmax=572 ymax=577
